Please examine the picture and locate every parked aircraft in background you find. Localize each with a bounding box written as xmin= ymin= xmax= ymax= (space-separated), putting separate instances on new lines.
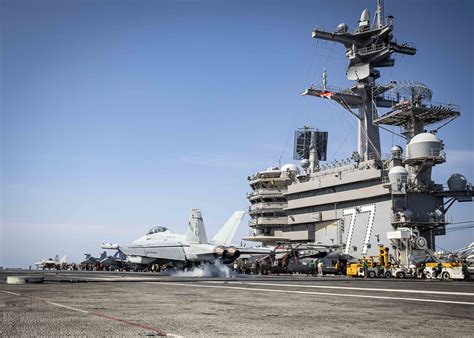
xmin=100 ymin=251 xmax=127 ymax=269
xmin=34 ymin=255 xmax=67 ymax=270
xmin=81 ymin=252 xmax=107 ymax=265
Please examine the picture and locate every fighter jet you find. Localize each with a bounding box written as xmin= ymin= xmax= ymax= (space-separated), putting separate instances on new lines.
xmin=102 ymin=209 xmax=247 ymax=267
xmin=34 ymin=255 xmax=67 ymax=270
xmin=81 ymin=252 xmax=107 ymax=265
xmin=100 ymin=251 xmax=127 ymax=269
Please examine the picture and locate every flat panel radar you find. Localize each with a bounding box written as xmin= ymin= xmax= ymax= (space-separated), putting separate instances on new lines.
xmin=293 ymin=129 xmax=328 ymax=161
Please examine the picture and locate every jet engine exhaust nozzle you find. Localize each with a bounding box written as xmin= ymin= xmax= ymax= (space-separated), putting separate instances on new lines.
xmin=227 ymin=247 xmax=241 ymax=259
xmin=214 ymin=246 xmax=228 ymax=257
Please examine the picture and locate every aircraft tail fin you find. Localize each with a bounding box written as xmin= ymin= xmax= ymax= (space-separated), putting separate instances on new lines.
xmin=185 ymin=209 xmax=208 ymax=244
xmin=54 ymin=255 xmax=60 ymax=262
xmin=59 ymin=256 xmax=67 ymax=264
xmin=211 ymin=211 xmax=245 ymax=245
xmin=114 ymin=251 xmax=126 ymax=260
xmin=99 ymin=251 xmax=107 ymax=260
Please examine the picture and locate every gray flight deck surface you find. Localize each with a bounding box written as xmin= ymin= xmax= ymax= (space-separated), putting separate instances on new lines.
xmin=1 ymin=271 xmax=473 ymax=336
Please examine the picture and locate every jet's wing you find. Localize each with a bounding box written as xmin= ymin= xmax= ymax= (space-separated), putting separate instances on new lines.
xmin=211 ymin=211 xmax=245 ymax=245
xmin=120 ymin=244 xmax=187 ymax=262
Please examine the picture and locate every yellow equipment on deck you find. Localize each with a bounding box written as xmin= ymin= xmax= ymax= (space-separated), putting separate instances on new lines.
xmin=346 ymin=246 xmax=390 ymax=277
xmin=425 ymin=262 xmax=460 ymax=269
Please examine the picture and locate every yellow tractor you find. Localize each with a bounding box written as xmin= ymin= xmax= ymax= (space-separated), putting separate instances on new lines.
xmin=424 ymin=261 xmax=464 ymax=280
xmin=346 ymin=247 xmax=391 ymax=278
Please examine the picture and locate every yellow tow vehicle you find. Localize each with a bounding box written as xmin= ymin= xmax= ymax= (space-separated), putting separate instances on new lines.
xmin=346 ymin=247 xmax=392 ymax=278
xmin=346 ymin=258 xmax=373 ymax=277
xmin=424 ymin=261 xmax=464 ymax=280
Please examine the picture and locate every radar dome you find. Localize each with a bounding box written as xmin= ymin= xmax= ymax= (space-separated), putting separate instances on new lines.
xmin=388 ymin=166 xmax=408 ymax=191
xmin=391 ymin=145 xmax=403 ymax=157
xmin=447 ymin=174 xmax=467 ymax=191
xmin=409 ymin=133 xmax=440 ymax=144
xmin=337 ymin=23 xmax=348 ymax=33
xmin=300 ymin=159 xmax=310 ymax=169
xmin=281 ymin=163 xmax=299 ymax=173
xmin=359 ymin=9 xmax=370 ymax=27
xmin=407 ymin=133 xmax=442 ymax=159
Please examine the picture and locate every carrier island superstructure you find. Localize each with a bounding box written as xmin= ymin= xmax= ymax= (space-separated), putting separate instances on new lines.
xmin=244 ymin=0 xmax=472 ymax=266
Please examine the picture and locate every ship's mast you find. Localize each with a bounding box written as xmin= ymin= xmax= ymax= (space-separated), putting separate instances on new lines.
xmin=375 ymin=0 xmax=385 ymax=29
xmin=302 ymin=1 xmax=416 ymax=162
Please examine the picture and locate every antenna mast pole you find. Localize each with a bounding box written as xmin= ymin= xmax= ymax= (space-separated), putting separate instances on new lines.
xmin=302 ymin=0 xmax=416 ymax=161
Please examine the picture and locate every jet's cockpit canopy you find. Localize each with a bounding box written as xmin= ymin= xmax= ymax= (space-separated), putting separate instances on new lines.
xmin=147 ymin=226 xmax=169 ymax=235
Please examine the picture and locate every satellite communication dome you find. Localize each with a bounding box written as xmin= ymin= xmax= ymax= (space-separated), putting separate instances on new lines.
xmin=300 ymin=159 xmax=310 ymax=169
xmin=407 ymin=133 xmax=442 ymax=159
xmin=391 ymin=145 xmax=403 ymax=156
xmin=281 ymin=163 xmax=299 ymax=173
xmin=447 ymin=174 xmax=467 ymax=191
xmin=388 ymin=166 xmax=408 ymax=191
xmin=337 ymin=23 xmax=348 ymax=33
xmin=409 ymin=133 xmax=440 ymax=144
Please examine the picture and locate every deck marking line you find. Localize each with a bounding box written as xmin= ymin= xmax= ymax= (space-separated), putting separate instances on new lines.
xmin=0 ymin=290 xmax=21 ymax=296
xmin=1 ymin=289 xmax=180 ymax=337
xmin=203 ymin=281 xmax=474 ymax=297
xmin=148 ymin=282 xmax=474 ymax=306
xmin=88 ymin=310 xmax=170 ymax=336
xmin=46 ymin=301 xmax=89 ymax=313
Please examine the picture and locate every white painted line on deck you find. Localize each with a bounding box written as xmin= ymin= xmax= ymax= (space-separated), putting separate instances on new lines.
xmin=203 ymin=281 xmax=474 ymax=297
xmin=56 ymin=274 xmax=125 ymax=279
xmin=148 ymin=282 xmax=474 ymax=306
xmin=45 ymin=300 xmax=89 ymax=313
xmin=0 ymin=290 xmax=21 ymax=296
xmin=0 ymin=289 xmax=181 ymax=337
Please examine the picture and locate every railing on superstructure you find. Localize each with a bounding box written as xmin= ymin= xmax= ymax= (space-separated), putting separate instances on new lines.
xmin=404 ymin=149 xmax=446 ymax=165
xmin=247 ymin=188 xmax=287 ymax=199
xmin=349 ymin=42 xmax=388 ymax=57
xmin=374 ymin=100 xmax=461 ymax=125
xmin=307 ymin=84 xmax=460 ymax=124
xmin=313 ymin=153 xmax=393 ymax=173
xmin=390 ymin=213 xmax=447 ymax=226
xmin=249 ymin=217 xmax=288 ymax=227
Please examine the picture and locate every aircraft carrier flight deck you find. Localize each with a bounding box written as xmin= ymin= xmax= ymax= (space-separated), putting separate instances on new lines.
xmin=1 ymin=271 xmax=473 ymax=337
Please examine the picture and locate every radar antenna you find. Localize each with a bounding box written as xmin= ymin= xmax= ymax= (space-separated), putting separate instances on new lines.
xmin=374 ymin=81 xmax=460 ymax=140
xmin=302 ymin=0 xmax=416 ymax=161
xmin=391 ymin=80 xmax=433 ymax=103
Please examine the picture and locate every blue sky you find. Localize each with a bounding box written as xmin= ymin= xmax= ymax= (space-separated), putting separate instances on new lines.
xmin=1 ymin=0 xmax=473 ymax=267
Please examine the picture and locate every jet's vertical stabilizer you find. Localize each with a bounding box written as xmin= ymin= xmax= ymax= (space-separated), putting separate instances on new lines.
xmin=211 ymin=211 xmax=245 ymax=245
xmin=185 ymin=209 xmax=208 ymax=244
